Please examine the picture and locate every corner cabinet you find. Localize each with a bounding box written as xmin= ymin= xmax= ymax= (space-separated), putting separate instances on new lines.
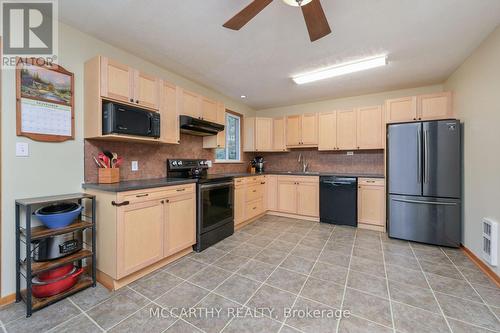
xmin=85 ymin=183 xmax=196 ymax=290
xmin=203 ymin=102 xmax=226 ymax=149
xmin=357 ymin=178 xmax=386 ymax=232
xmin=243 ymin=117 xmax=288 ymax=152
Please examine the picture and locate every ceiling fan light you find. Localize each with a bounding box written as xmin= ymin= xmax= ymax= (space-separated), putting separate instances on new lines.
xmin=282 ymin=0 xmax=313 ymax=7
xmin=292 ymin=55 xmax=388 ymax=84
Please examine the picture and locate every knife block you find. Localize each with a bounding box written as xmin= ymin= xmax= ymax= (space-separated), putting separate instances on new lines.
xmin=98 ymin=168 xmax=120 ymax=184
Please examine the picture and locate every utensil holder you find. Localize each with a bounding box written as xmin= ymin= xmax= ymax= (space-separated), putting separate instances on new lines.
xmin=98 ymin=168 xmax=119 ymax=184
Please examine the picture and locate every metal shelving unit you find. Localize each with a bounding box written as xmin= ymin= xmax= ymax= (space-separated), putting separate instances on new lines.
xmin=15 ymin=193 xmax=96 ymax=317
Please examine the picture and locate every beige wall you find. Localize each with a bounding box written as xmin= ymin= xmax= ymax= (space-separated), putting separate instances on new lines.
xmin=255 ymin=85 xmax=444 ymax=116
xmin=445 ymin=25 xmax=500 ymax=275
xmin=0 ymin=22 xmax=254 ymax=296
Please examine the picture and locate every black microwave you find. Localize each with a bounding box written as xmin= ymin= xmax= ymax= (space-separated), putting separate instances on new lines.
xmin=102 ymin=101 xmax=160 ymax=138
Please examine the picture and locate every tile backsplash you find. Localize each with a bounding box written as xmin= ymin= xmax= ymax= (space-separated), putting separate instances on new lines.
xmin=84 ymin=137 xmax=384 ymax=183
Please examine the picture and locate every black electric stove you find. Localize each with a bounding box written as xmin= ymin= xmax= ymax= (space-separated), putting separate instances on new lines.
xmin=167 ymin=159 xmax=234 ymax=252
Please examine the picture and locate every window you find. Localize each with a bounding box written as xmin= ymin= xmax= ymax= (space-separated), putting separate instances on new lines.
xmin=216 ymin=112 xmax=241 ymax=162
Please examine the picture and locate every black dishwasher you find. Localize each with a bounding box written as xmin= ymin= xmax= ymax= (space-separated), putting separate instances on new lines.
xmin=320 ymin=176 xmax=357 ymax=226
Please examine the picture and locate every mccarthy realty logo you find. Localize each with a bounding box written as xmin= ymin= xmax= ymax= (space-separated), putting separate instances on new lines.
xmin=1 ymin=0 xmax=58 ymax=67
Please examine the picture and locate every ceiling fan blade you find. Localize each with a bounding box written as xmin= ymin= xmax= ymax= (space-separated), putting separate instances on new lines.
xmin=223 ymin=0 xmax=273 ymax=30
xmin=301 ymin=0 xmax=331 ymax=42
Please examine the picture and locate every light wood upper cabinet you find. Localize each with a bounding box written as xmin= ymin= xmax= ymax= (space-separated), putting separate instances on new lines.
xmin=201 ymin=97 xmax=218 ymax=123
xmin=255 ymin=118 xmax=273 ymax=151
xmin=159 ymin=81 xmax=180 ymax=144
xmin=385 ymin=96 xmax=417 ymax=123
xmin=164 ymin=193 xmax=196 ymax=256
xmin=286 ymin=114 xmax=318 ymax=147
xmin=100 ymin=57 xmax=134 ymax=104
xmin=180 ymin=89 xmax=201 ymax=119
xmin=301 ymin=113 xmax=319 ymax=145
xmin=318 ymin=112 xmax=337 ymax=151
xmin=203 ymin=102 xmax=226 ymax=149
xmin=297 ymin=181 xmax=319 ymax=217
xmin=116 ymin=200 xmax=164 ymax=279
xmin=358 ymin=178 xmax=385 ymax=228
xmin=357 ymin=106 xmax=384 ymax=149
xmin=134 ymin=70 xmax=160 ymax=110
xmin=286 ymin=115 xmax=301 ymax=146
xmin=336 ymin=109 xmax=357 ymax=150
xmin=273 ymin=117 xmax=287 ymax=152
xmin=417 ymin=92 xmax=453 ymax=120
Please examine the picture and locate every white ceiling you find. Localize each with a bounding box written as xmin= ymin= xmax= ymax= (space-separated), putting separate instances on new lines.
xmin=59 ymin=0 xmax=500 ymax=109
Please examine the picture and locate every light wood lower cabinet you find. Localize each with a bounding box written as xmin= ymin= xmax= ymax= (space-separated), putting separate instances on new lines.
xmin=265 ymin=175 xmax=278 ymax=210
xmin=86 ymin=183 xmax=196 ymax=285
xmin=234 ymin=176 xmax=266 ymax=227
xmin=117 ymin=200 xmax=164 ymax=278
xmin=358 ymin=178 xmax=386 ymax=231
xmin=277 ymin=176 xmax=319 ymax=217
xmin=234 ymin=186 xmax=246 ymax=225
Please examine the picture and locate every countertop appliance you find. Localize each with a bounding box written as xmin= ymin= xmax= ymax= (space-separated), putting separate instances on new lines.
xmin=320 ymin=176 xmax=357 ymax=226
xmin=32 ymin=231 xmax=83 ymax=262
xmin=252 ymin=156 xmax=265 ymax=173
xmin=387 ymin=120 xmax=461 ymax=247
xmin=102 ymin=101 xmax=160 ymax=138
xmin=179 ymin=115 xmax=225 ymax=136
xmin=167 ymin=159 xmax=234 ymax=252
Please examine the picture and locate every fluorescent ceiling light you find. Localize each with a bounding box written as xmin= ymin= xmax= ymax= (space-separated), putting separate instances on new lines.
xmin=292 ymin=55 xmax=388 ymax=85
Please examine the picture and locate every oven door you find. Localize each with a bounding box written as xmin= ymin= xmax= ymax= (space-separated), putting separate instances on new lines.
xmin=198 ymin=181 xmax=234 ymax=234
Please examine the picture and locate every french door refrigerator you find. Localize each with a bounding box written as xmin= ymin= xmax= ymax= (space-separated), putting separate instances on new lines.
xmin=387 ymin=120 xmax=461 ymax=247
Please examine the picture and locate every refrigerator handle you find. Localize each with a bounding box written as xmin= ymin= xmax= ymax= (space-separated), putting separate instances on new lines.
xmin=417 ymin=129 xmax=422 ymax=183
xmin=424 ymin=129 xmax=430 ymax=184
xmin=392 ymin=198 xmax=457 ymax=206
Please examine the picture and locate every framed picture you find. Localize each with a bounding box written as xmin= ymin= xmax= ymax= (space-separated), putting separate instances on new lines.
xmin=16 ymin=58 xmax=75 ymax=142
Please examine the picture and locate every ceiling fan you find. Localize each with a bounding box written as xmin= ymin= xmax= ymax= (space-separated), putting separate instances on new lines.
xmin=223 ymin=0 xmax=332 ymax=42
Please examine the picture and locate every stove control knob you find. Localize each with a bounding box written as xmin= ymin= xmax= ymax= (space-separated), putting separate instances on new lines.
xmin=172 ymin=161 xmax=178 ymax=166
xmin=199 ymin=161 xmax=205 ymax=165
xmin=178 ymin=161 xmax=183 ymax=166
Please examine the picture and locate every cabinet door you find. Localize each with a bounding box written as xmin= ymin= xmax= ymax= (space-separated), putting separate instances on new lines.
xmin=116 ymin=200 xmax=164 ymax=278
xmin=201 ymin=97 xmax=218 ymax=123
xmin=417 ymin=92 xmax=452 ymax=121
xmin=265 ymin=175 xmax=278 ymax=211
xmin=385 ymin=97 xmax=417 ymax=123
xmin=100 ymin=57 xmax=133 ymax=103
xmin=286 ymin=115 xmax=301 ymax=146
xmin=277 ymin=180 xmax=297 ymax=213
xmin=297 ymin=181 xmax=319 ymax=217
xmin=243 ymin=117 xmax=255 ymax=152
xmin=203 ymin=103 xmax=225 ymax=149
xmin=164 ymin=193 xmax=196 ymax=256
xmin=358 ymin=184 xmax=385 ymax=226
xmin=318 ymin=112 xmax=337 ymax=150
xmin=160 ymin=82 xmax=180 ymax=144
xmin=356 ymin=106 xmax=384 ymax=149
xmin=134 ymin=70 xmax=160 ymax=110
xmin=255 ymin=118 xmax=273 ymax=151
xmin=301 ymin=114 xmax=318 ymax=145
xmin=336 ymin=109 xmax=357 ymax=150
xmin=273 ymin=117 xmax=287 ymax=151
xmin=234 ymin=186 xmax=246 ymax=225
xmin=180 ymin=89 xmax=201 ymax=118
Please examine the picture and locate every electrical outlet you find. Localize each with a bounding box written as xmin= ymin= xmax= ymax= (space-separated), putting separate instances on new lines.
xmin=206 ymin=160 xmax=212 ymax=167
xmin=16 ymin=142 xmax=29 ymax=157
xmin=346 ymin=151 xmax=354 ymax=156
xmin=131 ymin=161 xmax=139 ymax=171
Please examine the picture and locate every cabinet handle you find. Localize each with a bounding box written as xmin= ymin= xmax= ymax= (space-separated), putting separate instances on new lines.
xmin=261 ymin=182 xmax=266 ymax=184
xmin=357 ymin=147 xmax=360 ymax=149
xmin=367 ymin=180 xmax=375 ymax=183
xmin=136 ymin=194 xmax=149 ymax=197
xmin=176 ymin=188 xmax=186 ymax=192
xmin=413 ymin=118 xmax=416 ymax=120
xmin=419 ymin=117 xmax=422 ymax=120
xmin=253 ymin=190 xmax=256 ymax=192
xmin=136 ymin=100 xmax=139 ymax=104
xmin=129 ymin=98 xmax=133 ymax=102
xmin=161 ymin=200 xmax=164 ymax=204
xmin=166 ymin=199 xmax=170 ymax=203
xmin=253 ymin=207 xmax=257 ymax=210
xmin=112 ymin=200 xmax=129 ymax=207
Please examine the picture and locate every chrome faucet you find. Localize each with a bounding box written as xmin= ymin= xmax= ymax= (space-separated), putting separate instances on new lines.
xmin=298 ymin=153 xmax=309 ymax=173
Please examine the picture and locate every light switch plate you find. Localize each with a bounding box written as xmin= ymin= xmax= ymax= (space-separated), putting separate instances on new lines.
xmin=131 ymin=161 xmax=139 ymax=171
xmin=16 ymin=142 xmax=29 ymax=157
xmin=346 ymin=151 xmax=354 ymax=156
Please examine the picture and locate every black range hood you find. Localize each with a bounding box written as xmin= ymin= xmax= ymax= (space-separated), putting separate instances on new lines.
xmin=179 ymin=115 xmax=224 ymax=136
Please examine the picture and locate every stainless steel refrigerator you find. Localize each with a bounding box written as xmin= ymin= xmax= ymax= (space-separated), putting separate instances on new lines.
xmin=387 ymin=120 xmax=461 ymax=247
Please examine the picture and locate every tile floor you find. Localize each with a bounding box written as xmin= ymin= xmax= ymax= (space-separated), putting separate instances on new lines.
xmin=1 ymin=215 xmax=499 ymax=333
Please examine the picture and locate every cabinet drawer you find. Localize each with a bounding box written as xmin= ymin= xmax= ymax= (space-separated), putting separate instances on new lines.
xmin=246 ymin=184 xmax=264 ymax=202
xmin=119 ymin=184 xmax=195 ymax=204
xmin=246 ymin=198 xmax=264 ymax=219
xmin=234 ymin=177 xmax=246 ymax=188
xmin=278 ymin=175 xmax=319 ymax=184
xmin=358 ymin=178 xmax=384 ymax=186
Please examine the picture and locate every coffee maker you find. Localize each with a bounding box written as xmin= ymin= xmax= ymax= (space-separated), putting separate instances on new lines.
xmin=252 ymin=156 xmax=265 ymax=173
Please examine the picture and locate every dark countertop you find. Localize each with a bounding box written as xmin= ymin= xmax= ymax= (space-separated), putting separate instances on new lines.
xmin=82 ymin=178 xmax=198 ymax=193
xmin=218 ymin=171 xmax=385 ymax=178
